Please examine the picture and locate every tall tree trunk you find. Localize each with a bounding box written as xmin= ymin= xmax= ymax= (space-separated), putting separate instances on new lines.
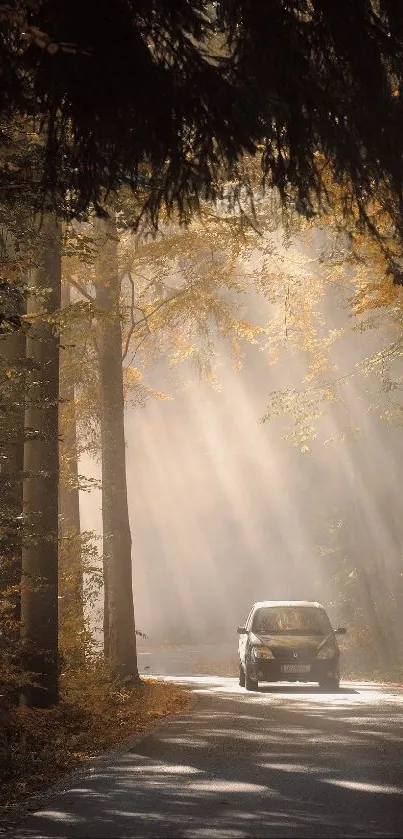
xmin=58 ymin=283 xmax=85 ymax=662
xmin=20 ymin=215 xmax=61 ymax=707
xmin=102 ymin=533 xmax=110 ymax=659
xmin=0 ymin=263 xmax=25 ymax=701
xmin=95 ymin=216 xmax=139 ymax=680
xmin=59 ymin=286 xmax=82 ymax=548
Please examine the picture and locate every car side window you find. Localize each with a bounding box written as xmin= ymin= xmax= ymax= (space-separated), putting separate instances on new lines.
xmin=246 ymin=609 xmax=255 ymax=630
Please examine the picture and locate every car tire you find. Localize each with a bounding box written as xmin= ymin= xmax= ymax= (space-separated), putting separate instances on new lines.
xmin=239 ymin=664 xmax=245 ymax=687
xmin=245 ymin=668 xmax=259 ymax=691
xmin=319 ymin=676 xmax=340 ymax=691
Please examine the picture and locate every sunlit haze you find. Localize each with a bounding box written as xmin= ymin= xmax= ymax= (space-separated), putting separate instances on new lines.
xmin=79 ymin=233 xmax=403 ymax=652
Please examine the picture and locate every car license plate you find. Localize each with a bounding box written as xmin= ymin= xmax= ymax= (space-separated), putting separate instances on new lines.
xmin=281 ymin=664 xmax=311 ymax=674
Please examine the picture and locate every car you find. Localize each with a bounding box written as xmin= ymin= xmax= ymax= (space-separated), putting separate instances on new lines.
xmin=237 ymin=600 xmax=346 ymax=691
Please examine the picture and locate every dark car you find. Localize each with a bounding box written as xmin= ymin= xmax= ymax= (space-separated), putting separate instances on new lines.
xmin=238 ymin=600 xmax=346 ymax=691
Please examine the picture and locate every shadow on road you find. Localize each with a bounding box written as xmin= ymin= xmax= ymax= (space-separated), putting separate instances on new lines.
xmin=13 ymin=680 xmax=403 ymax=839
xmin=256 ymin=684 xmax=359 ymax=695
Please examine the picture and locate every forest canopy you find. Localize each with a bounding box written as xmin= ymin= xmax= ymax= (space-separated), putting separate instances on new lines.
xmin=1 ymin=1 xmax=403 ymax=231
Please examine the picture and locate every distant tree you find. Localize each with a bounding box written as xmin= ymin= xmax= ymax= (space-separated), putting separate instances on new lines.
xmin=64 ymin=202 xmax=270 ymax=679
xmin=259 ymin=206 xmax=403 ymax=670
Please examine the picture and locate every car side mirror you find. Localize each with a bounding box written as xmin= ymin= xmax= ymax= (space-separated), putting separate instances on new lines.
xmin=335 ymin=627 xmax=347 ymax=635
xmin=237 ymin=626 xmax=248 ymax=635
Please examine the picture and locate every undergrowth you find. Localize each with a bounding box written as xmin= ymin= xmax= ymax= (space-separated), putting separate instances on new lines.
xmin=0 ymin=662 xmax=191 ymax=833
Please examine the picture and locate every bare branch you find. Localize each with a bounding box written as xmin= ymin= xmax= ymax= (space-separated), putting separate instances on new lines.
xmin=126 ymin=332 xmax=150 ymax=367
xmin=70 ymin=278 xmax=95 ymax=303
xmin=121 ymin=272 xmax=147 ymax=362
xmin=121 ymin=275 xmax=189 ymax=362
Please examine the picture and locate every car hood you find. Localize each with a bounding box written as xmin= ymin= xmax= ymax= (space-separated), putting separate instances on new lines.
xmin=251 ymin=632 xmax=336 ymax=651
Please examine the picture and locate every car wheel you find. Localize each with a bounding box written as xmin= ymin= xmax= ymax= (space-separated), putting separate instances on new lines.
xmin=245 ymin=668 xmax=259 ymax=691
xmin=239 ymin=664 xmax=245 ymax=687
xmin=319 ymin=676 xmax=340 ymax=691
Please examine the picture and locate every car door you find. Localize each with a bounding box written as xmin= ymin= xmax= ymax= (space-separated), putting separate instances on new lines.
xmin=239 ymin=607 xmax=255 ymax=666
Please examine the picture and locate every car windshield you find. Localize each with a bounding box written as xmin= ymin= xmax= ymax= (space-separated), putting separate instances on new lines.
xmin=252 ymin=606 xmax=332 ymax=636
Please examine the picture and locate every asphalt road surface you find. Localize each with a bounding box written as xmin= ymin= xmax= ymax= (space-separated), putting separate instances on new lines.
xmin=136 ymin=643 xmax=239 ymax=676
xmin=12 ymin=675 xmax=403 ymax=838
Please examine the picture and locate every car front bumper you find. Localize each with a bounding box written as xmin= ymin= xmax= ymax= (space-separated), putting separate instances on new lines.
xmin=250 ymin=659 xmax=339 ymax=682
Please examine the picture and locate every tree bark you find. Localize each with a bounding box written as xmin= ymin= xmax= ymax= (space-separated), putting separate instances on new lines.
xmin=95 ymin=216 xmax=139 ymax=680
xmin=58 ymin=283 xmax=84 ymax=627
xmin=0 ymin=262 xmax=25 ymax=701
xmin=20 ymin=214 xmax=61 ymax=707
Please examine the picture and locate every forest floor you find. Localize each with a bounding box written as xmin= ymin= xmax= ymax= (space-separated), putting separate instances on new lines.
xmin=0 ymin=676 xmax=191 ymax=836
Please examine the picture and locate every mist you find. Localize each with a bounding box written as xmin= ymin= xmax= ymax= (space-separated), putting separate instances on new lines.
xmin=79 ymin=231 xmax=403 ymax=665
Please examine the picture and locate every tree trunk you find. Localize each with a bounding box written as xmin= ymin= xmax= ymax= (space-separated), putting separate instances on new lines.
xmin=59 ymin=285 xmax=84 ymax=613
xmin=20 ymin=214 xmax=61 ymax=707
xmin=103 ymin=540 xmax=110 ymax=659
xmin=95 ymin=216 xmax=139 ymax=680
xmin=0 ymin=265 xmax=25 ymax=701
xmin=58 ymin=283 xmax=85 ymax=664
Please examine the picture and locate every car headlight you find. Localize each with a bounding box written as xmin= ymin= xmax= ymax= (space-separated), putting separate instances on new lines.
xmin=317 ymin=641 xmax=336 ymax=660
xmin=251 ymin=645 xmax=274 ymax=660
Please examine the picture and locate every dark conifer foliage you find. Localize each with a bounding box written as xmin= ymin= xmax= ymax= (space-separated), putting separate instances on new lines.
xmin=1 ymin=1 xmax=403 ymax=225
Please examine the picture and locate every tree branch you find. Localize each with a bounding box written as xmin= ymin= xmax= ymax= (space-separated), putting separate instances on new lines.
xmin=121 ymin=275 xmax=189 ymax=362
xmin=126 ymin=332 xmax=150 ymax=367
xmin=70 ymin=278 xmax=95 ymax=303
xmin=121 ymin=272 xmax=148 ymax=362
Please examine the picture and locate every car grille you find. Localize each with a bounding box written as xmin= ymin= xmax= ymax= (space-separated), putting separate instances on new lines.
xmin=270 ymin=646 xmax=315 ymax=663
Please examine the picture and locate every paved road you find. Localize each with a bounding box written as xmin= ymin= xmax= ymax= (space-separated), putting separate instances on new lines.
xmin=12 ymin=677 xmax=403 ymax=838
xmin=136 ymin=643 xmax=237 ymax=676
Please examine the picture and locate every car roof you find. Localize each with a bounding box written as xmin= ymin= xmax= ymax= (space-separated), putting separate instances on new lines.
xmin=252 ymin=600 xmax=326 ymax=610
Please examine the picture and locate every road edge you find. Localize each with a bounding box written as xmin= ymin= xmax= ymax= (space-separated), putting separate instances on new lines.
xmin=1 ymin=695 xmax=199 ymax=838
